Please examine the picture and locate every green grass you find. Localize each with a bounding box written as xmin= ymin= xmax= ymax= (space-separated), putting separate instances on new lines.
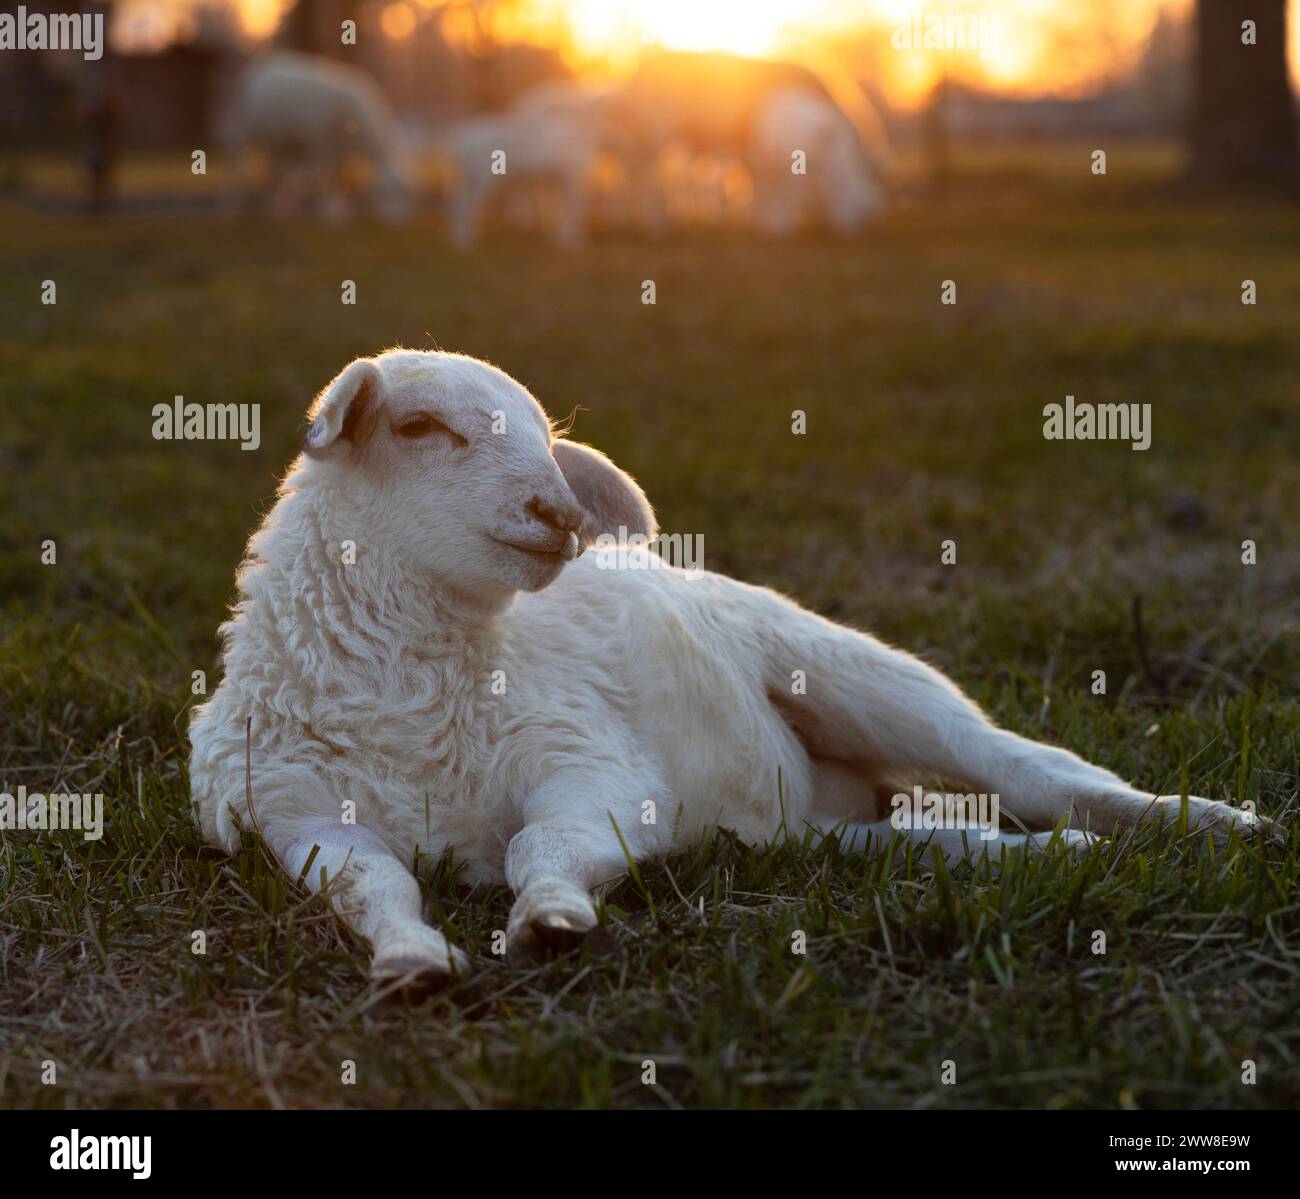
xmin=1 ymin=146 xmax=1298 ymax=1108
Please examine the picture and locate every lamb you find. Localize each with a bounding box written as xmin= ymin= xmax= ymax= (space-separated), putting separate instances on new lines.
xmin=750 ymin=86 xmax=886 ymax=235
xmin=188 ymin=349 xmax=1262 ymax=990
xmin=447 ymin=83 xmax=611 ymax=248
xmin=607 ymin=50 xmax=889 ymax=236
xmin=225 ymin=51 xmax=415 ymax=224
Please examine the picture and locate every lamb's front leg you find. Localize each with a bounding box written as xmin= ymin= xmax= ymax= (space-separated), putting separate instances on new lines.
xmin=762 ymin=597 xmax=1260 ymax=843
xmin=277 ymin=820 xmax=470 ymax=991
xmin=505 ymin=771 xmax=668 ymax=964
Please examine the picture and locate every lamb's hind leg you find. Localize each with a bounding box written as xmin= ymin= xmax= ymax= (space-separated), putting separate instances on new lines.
xmin=826 ymin=818 xmax=1099 ymax=864
xmin=276 ymin=820 xmax=469 ymax=992
xmin=808 ymin=760 xmax=1098 ymax=864
xmin=765 ymin=600 xmax=1259 ymax=844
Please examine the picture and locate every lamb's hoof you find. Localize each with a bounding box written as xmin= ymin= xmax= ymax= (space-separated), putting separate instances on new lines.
xmin=1029 ymin=828 xmax=1102 ymax=855
xmin=371 ymin=954 xmax=463 ymax=1002
xmin=508 ymin=914 xmax=591 ymax=966
xmin=507 ymin=902 xmax=599 ymax=967
xmin=1177 ymin=798 xmax=1273 ymax=847
xmin=532 ymin=912 xmax=590 ymax=954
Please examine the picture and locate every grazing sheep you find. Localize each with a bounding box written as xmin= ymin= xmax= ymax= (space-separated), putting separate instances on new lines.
xmin=750 ymin=86 xmax=886 ymax=235
xmin=226 ymin=52 xmax=414 ymax=224
xmin=448 ymin=83 xmax=611 ymax=248
xmin=608 ymin=50 xmax=889 ymax=235
xmin=188 ymin=350 xmax=1261 ymax=989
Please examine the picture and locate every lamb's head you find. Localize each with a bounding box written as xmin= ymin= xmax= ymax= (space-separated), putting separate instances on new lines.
xmin=300 ymin=349 xmax=655 ymax=609
xmin=823 ymin=117 xmax=885 ymax=236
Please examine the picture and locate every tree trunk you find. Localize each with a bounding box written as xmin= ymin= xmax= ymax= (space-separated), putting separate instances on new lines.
xmin=280 ymin=0 xmax=348 ymax=59
xmin=1191 ymin=0 xmax=1299 ymax=183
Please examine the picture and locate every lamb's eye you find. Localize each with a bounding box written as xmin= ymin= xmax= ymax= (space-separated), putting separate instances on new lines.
xmin=395 ymin=413 xmax=467 ymax=447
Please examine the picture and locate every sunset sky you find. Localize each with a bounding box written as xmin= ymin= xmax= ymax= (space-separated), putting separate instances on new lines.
xmin=114 ymin=0 xmax=1300 ymax=106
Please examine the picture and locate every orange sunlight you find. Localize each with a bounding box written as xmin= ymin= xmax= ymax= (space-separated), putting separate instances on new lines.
xmin=531 ymin=0 xmax=1178 ymax=101
xmin=207 ymin=1 xmax=1300 ymax=104
xmin=558 ymin=0 xmax=807 ymax=58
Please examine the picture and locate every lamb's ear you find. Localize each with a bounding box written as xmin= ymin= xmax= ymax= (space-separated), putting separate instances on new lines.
xmin=303 ymin=358 xmax=383 ymax=454
xmin=553 ymin=440 xmax=658 ymax=546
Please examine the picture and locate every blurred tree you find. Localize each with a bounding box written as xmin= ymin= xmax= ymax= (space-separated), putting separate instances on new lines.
xmin=923 ymin=76 xmax=951 ymax=200
xmin=279 ymin=0 xmax=350 ymax=59
xmin=1191 ymin=0 xmax=1298 ymax=184
xmin=438 ymin=0 xmax=526 ymax=109
xmin=79 ymin=0 xmax=118 ymax=212
xmin=1138 ymin=6 xmax=1192 ymax=132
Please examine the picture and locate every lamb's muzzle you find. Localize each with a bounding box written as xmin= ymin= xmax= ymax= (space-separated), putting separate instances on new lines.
xmin=527 ymin=491 xmax=582 ymax=532
xmin=491 ymin=529 xmax=581 ymax=562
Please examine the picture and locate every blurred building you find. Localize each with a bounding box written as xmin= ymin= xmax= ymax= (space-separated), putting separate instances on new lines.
xmin=115 ymin=42 xmax=226 ymax=147
xmin=0 ymin=44 xmax=228 ymax=150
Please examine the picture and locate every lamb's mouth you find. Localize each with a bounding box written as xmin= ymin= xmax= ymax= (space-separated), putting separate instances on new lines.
xmin=492 ymin=534 xmax=579 ymax=564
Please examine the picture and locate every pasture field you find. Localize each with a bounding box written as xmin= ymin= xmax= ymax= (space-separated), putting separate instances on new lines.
xmin=1 ymin=146 xmax=1298 ymax=1108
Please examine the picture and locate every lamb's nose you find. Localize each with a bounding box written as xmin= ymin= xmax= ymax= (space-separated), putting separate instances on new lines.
xmin=527 ymin=494 xmax=582 ymax=535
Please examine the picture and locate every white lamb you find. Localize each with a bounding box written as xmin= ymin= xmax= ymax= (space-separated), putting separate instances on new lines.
xmin=226 ymin=52 xmax=415 ymax=224
xmin=447 ymin=84 xmax=609 ymax=248
xmin=749 ymin=85 xmax=886 ymax=236
xmin=605 ymin=51 xmax=889 ymax=237
xmin=188 ymin=350 xmax=1261 ymax=989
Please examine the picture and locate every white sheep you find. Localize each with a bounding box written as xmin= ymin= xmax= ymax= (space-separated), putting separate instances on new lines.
xmin=225 ymin=51 xmax=415 ymax=224
xmin=188 ymin=350 xmax=1261 ymax=988
xmin=447 ymin=83 xmax=610 ymax=248
xmin=749 ymin=86 xmax=886 ymax=236
xmin=607 ymin=50 xmax=889 ymax=237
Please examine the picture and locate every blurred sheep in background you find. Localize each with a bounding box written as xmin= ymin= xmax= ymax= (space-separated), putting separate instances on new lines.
xmin=224 ymin=51 xmax=416 ymax=224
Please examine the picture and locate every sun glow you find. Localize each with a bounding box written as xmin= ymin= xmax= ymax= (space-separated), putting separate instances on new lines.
xmin=215 ymin=0 xmax=1300 ymax=102
xmin=560 ymin=0 xmax=807 ymax=58
xmin=522 ymin=0 xmax=1197 ymax=101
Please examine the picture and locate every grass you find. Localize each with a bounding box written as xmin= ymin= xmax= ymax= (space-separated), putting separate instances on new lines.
xmin=1 ymin=144 xmax=1298 ymax=1108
